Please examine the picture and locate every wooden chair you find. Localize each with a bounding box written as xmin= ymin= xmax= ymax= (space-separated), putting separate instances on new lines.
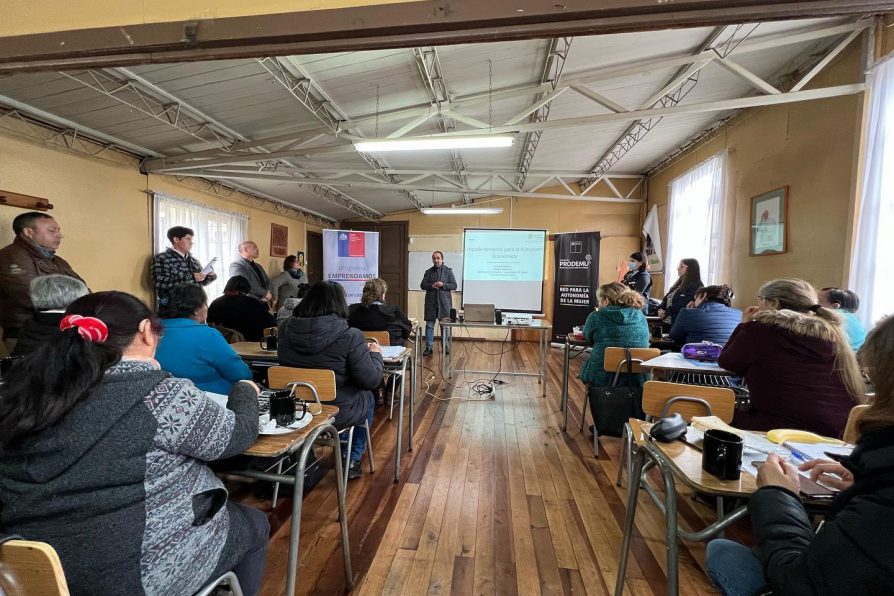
xmin=267 ymin=366 xmax=375 ymax=500
xmin=579 ymin=347 xmax=660 ymax=457
xmin=362 ymin=331 xmax=390 ymax=346
xmin=0 ymin=539 xmax=70 ymax=595
xmin=211 ymin=324 xmax=245 ymax=344
xmin=616 ymin=381 xmax=735 ymax=489
xmin=843 ymin=404 xmax=870 ymax=444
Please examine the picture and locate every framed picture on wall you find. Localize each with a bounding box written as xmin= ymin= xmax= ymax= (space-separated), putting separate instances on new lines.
xmin=750 ymin=187 xmax=788 ymax=256
xmin=270 ymin=223 xmax=288 ymax=257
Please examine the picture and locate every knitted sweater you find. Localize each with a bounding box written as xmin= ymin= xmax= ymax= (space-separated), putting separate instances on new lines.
xmin=0 ymin=360 xmax=259 ymax=595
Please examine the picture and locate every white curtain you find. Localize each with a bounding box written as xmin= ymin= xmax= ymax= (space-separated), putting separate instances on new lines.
xmin=665 ymin=152 xmax=727 ymax=288
xmin=153 ymin=192 xmax=248 ymax=301
xmin=849 ymin=58 xmax=894 ymax=328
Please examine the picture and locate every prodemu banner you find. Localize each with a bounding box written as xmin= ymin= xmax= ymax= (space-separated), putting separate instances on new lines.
xmin=323 ymin=229 xmax=379 ymax=304
xmin=552 ymin=231 xmax=600 ymax=343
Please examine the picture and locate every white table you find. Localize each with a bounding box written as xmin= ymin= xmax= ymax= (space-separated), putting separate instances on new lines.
xmin=439 ymin=319 xmax=552 ymax=396
xmin=639 ymin=352 xmax=732 ymax=378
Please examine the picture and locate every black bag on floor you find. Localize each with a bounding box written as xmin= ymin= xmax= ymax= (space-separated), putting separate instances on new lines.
xmin=587 ymin=348 xmax=644 ymax=437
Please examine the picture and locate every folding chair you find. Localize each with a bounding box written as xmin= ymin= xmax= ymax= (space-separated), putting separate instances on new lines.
xmin=268 ymin=366 xmax=375 ymax=501
xmin=193 ymin=571 xmax=243 ymax=596
xmin=579 ymin=347 xmax=660 ymax=456
xmin=0 ymin=537 xmax=69 ymax=595
xmin=364 ymin=331 xmax=408 ymax=420
xmin=616 ymin=381 xmax=735 ymax=496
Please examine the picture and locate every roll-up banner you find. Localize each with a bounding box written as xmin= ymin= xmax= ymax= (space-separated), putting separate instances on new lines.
xmin=642 ymin=205 xmax=664 ymax=273
xmin=552 ymin=231 xmax=600 ymax=343
xmin=323 ymin=229 xmax=379 ymax=304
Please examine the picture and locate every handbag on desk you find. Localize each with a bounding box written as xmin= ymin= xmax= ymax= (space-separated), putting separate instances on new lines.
xmin=587 ymin=348 xmax=645 ymax=437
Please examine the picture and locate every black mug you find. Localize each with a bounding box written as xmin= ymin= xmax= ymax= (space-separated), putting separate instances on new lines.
xmin=701 ymin=429 xmax=743 ymax=480
xmin=261 ymin=334 xmax=277 ymax=351
xmin=269 ymin=393 xmax=295 ymax=425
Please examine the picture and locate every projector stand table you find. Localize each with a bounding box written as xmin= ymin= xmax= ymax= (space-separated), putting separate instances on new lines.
xmin=439 ymin=319 xmax=552 ymax=396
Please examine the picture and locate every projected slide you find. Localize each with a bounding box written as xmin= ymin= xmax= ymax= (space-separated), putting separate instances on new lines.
xmin=463 ymin=228 xmax=546 ymax=312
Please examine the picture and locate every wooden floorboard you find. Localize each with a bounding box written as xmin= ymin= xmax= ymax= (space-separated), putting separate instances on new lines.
xmin=231 ymin=340 xmax=749 ymax=595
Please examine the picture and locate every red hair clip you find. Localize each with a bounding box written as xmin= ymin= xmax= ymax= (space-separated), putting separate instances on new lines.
xmin=59 ymin=314 xmax=109 ymax=343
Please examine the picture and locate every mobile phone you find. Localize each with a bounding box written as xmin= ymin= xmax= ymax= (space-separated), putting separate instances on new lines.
xmin=751 ymin=461 xmax=836 ymax=497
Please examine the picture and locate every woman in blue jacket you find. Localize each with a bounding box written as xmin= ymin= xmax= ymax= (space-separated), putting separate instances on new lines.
xmin=155 ymin=283 xmax=251 ymax=394
xmin=669 ymin=284 xmax=741 ymax=347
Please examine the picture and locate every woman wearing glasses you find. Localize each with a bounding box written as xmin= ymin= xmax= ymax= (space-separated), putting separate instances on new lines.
xmin=718 ymin=278 xmax=865 ymax=437
xmin=656 ymin=258 xmax=704 ymax=326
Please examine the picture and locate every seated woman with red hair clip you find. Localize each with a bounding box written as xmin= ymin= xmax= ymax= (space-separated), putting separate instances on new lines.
xmin=0 ymin=291 xmax=269 ymax=596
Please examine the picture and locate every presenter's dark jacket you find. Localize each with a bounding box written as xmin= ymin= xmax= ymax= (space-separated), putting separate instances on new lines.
xmin=421 ymin=265 xmax=457 ymax=321
xmin=718 ymin=310 xmax=854 ymax=438
xmin=277 ymin=313 xmax=384 ymax=429
xmin=348 ymin=302 xmax=412 ymax=346
xmin=747 ymin=425 xmax=894 ymax=595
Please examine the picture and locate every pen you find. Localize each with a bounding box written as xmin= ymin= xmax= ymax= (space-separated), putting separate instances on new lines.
xmin=788 ymin=450 xmax=810 ymax=465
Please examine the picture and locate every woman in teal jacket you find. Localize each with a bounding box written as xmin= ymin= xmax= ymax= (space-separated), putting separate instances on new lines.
xmin=578 ymin=282 xmax=651 ymax=387
xmin=155 ymin=284 xmax=251 ymax=394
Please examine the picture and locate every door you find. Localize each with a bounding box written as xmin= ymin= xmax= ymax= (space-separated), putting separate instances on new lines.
xmin=348 ymin=221 xmax=409 ymax=314
xmin=306 ymin=231 xmax=323 ymax=283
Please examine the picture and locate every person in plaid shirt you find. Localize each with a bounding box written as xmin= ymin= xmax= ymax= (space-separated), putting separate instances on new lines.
xmin=151 ymin=226 xmax=216 ymax=305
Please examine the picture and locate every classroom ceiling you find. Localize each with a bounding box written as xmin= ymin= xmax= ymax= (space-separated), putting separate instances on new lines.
xmin=0 ymin=15 xmax=868 ymax=222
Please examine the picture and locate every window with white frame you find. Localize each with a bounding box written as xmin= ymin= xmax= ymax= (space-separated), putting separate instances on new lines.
xmin=153 ymin=192 xmax=248 ymax=302
xmin=665 ymin=152 xmax=727 ymax=288
xmin=850 ymin=58 xmax=894 ymax=327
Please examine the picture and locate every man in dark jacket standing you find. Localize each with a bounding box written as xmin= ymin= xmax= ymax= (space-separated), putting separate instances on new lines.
xmin=420 ymin=251 xmax=457 ymax=356
xmin=0 ymin=211 xmax=85 ymax=348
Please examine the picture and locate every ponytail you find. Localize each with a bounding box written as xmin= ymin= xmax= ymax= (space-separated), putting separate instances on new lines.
xmin=0 ymin=291 xmax=158 ymax=447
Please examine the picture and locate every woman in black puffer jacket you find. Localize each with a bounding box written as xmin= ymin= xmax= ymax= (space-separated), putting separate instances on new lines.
xmin=277 ymin=281 xmax=383 ymax=479
xmin=706 ymin=315 xmax=894 ymax=596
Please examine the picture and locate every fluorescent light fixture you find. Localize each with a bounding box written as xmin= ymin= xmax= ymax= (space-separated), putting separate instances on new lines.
xmin=355 ymin=136 xmax=514 ymax=152
xmin=421 ymin=207 xmax=503 ymax=215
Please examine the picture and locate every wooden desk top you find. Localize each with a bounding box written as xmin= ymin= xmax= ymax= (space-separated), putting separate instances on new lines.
xmin=632 ymin=420 xmax=757 ymax=498
xmin=245 ymin=405 xmax=339 ymax=458
xmin=565 ymin=333 xmax=588 ymax=346
xmin=232 ymin=342 xmax=279 ymax=360
xmin=441 ymin=319 xmax=553 ymax=330
xmin=639 ymin=351 xmax=731 ymax=375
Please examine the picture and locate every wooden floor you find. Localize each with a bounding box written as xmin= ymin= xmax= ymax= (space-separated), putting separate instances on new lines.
xmin=231 ymin=340 xmax=754 ymax=596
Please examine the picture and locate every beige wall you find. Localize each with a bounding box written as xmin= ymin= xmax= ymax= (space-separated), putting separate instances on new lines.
xmin=363 ymin=178 xmax=644 ymax=328
xmin=645 ymin=42 xmax=865 ymax=309
xmin=0 ymin=130 xmax=318 ymax=303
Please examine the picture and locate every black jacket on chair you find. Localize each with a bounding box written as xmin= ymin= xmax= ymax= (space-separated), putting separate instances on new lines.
xmin=747 ymin=425 xmax=894 ymax=595
xmin=207 ymin=294 xmax=275 ymax=342
xmin=347 ymin=302 xmax=412 ymax=346
xmin=277 ymin=313 xmax=384 ymax=429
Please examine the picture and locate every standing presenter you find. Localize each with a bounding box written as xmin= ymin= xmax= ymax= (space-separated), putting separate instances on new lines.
xmin=420 ymin=251 xmax=457 ymax=356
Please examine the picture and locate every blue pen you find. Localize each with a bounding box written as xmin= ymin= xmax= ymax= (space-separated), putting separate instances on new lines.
xmin=788 ymin=450 xmax=810 ymax=465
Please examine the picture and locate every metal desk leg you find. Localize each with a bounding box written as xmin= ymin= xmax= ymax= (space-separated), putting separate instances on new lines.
xmin=561 ymin=337 xmax=571 ymax=431
xmin=282 ymin=425 xmax=353 ymax=595
xmin=394 ymin=363 xmax=405 ymax=483
xmin=408 ymin=352 xmax=415 ymax=452
xmin=540 ymin=330 xmax=549 ymax=397
xmin=614 ymin=446 xmax=646 ymax=596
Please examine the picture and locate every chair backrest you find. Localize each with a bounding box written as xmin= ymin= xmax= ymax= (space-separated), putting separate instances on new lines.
xmin=262 ymin=326 xmax=278 ymax=338
xmin=267 ymin=366 xmax=337 ymax=402
xmin=843 ymin=404 xmax=870 ymax=444
xmin=363 ymin=331 xmax=390 ymax=346
xmin=211 ymin=324 xmax=245 ymax=344
xmin=642 ymin=381 xmax=736 ymax=423
xmin=0 ymin=539 xmax=70 ymax=595
xmin=603 ymin=347 xmax=660 ymax=374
